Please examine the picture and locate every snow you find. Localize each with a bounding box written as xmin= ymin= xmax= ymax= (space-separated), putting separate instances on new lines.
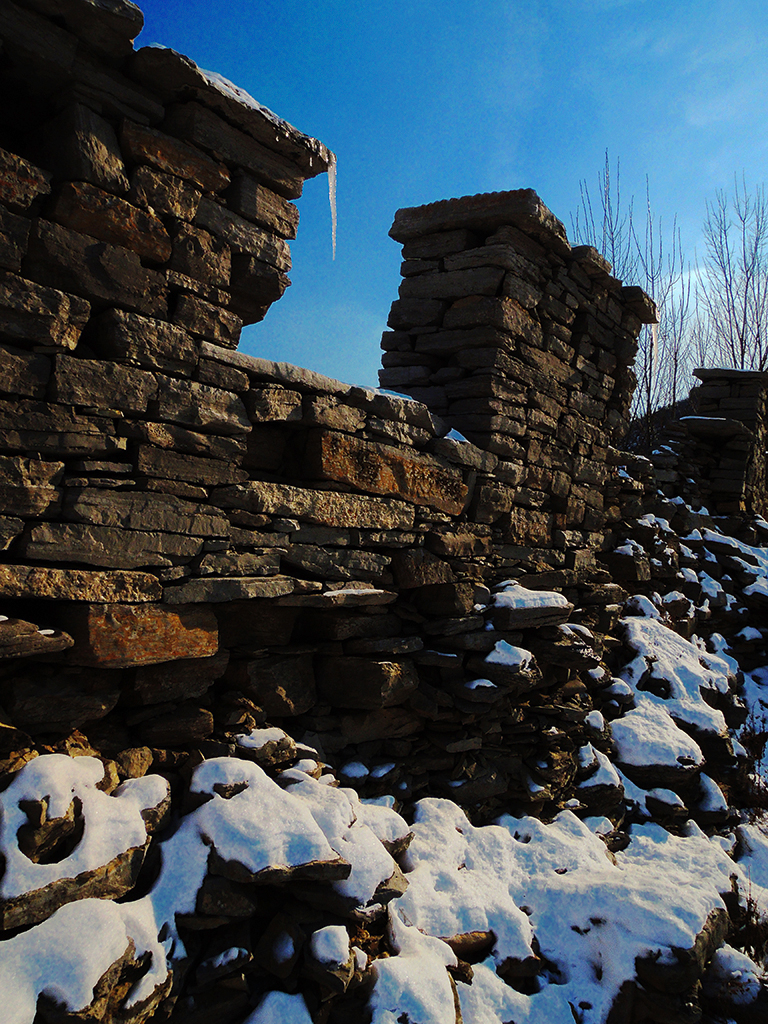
xmin=0 ymin=900 xmax=133 ymax=1024
xmin=341 ymin=761 xmax=369 ymax=778
xmin=0 ymin=755 xmax=165 ymax=900
xmin=236 ymin=726 xmax=290 ymax=749
xmin=611 ymin=702 xmax=704 ymax=767
xmin=484 ymin=641 xmax=533 ymax=669
xmin=493 ymin=582 xmax=570 ymax=610
xmin=585 ymin=710 xmax=605 ymax=731
xmin=310 ymin=925 xmax=350 ymax=965
xmin=244 ymin=991 xmax=314 ymax=1024
xmin=445 ymin=428 xmax=469 ymax=442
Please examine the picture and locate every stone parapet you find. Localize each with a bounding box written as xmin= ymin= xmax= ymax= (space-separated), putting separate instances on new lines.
xmin=380 ymin=190 xmax=656 ymax=560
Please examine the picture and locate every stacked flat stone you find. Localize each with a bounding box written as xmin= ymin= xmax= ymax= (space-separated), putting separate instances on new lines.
xmin=651 ymin=368 xmax=768 ymax=517
xmin=381 ymin=190 xmax=657 ymax=567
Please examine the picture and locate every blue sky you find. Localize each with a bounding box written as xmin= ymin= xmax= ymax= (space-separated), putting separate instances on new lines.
xmin=136 ymin=0 xmax=768 ymax=388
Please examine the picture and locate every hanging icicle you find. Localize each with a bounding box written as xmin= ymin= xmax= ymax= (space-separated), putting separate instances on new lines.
xmin=327 ymin=152 xmax=337 ymax=260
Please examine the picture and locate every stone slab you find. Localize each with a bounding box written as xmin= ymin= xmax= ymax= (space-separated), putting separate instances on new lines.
xmin=0 ymin=565 xmax=161 ymax=601
xmin=57 ymin=602 xmax=218 ymax=667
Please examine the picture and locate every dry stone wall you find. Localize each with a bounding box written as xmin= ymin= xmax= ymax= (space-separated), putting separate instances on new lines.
xmin=381 ymin=191 xmax=658 ymax=562
xmin=651 ymin=368 xmax=768 ymax=518
xmin=0 ymin=0 xmax=661 ymax=819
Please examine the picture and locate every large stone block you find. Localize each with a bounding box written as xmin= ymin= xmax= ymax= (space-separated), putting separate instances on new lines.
xmin=169 ymin=222 xmax=230 ymax=287
xmin=163 ymin=102 xmax=306 ymax=200
xmin=173 ymin=293 xmax=242 ymax=348
xmin=151 ymin=376 xmax=250 ymax=436
xmin=0 ymin=206 xmax=30 ymax=272
xmin=196 ymin=198 xmax=291 ymax=270
xmin=56 ymin=602 xmax=218 ymax=667
xmin=124 ymin=650 xmax=229 ymax=706
xmin=0 ymin=454 xmax=63 ymax=517
xmin=120 ymin=119 xmax=231 ymax=192
xmin=0 ymin=147 xmax=52 ymax=212
xmin=226 ymin=653 xmax=315 ymax=716
xmin=63 ymin=488 xmax=229 ymax=538
xmin=225 ymin=173 xmax=299 ymax=238
xmin=36 ymin=103 xmax=129 ymax=194
xmin=50 ymin=182 xmax=172 ymax=263
xmin=23 ymin=521 xmax=203 ymax=568
xmin=305 ymin=430 xmax=468 ymax=515
xmin=26 ymin=220 xmax=167 ymax=317
xmin=52 ymin=355 xmax=157 ymax=413
xmin=0 ymin=565 xmax=161 ymax=602
xmin=0 ymin=271 xmax=90 ymax=350
xmin=137 ymin=445 xmax=247 ymax=485
xmin=93 ymin=308 xmax=198 ymax=373
xmin=0 ymin=345 xmax=50 ymax=398
xmin=130 ymin=165 xmax=202 ymax=222
xmin=317 ymin=657 xmax=418 ymax=710
xmin=213 ymin=480 xmax=416 ymax=531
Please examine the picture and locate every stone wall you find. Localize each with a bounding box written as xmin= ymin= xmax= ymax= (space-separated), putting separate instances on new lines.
xmin=0 ymin=1 xmax=662 ymax=818
xmin=651 ymin=368 xmax=768 ymax=518
xmin=380 ymin=191 xmax=658 ymax=560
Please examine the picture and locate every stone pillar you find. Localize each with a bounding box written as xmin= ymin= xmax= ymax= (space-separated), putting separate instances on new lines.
xmin=380 ymin=189 xmax=656 ymax=563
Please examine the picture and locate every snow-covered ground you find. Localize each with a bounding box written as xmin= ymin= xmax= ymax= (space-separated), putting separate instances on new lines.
xmin=2 ymin=503 xmax=768 ymax=1023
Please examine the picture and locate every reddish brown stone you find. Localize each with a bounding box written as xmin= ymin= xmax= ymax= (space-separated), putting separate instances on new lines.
xmin=305 ymin=430 xmax=468 ymax=515
xmin=56 ymin=603 xmax=218 ymax=667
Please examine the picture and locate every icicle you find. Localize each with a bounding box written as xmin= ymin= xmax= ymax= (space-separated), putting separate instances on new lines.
xmin=327 ymin=152 xmax=337 ymax=260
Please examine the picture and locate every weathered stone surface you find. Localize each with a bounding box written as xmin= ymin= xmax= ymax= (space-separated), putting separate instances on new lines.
xmin=151 ymin=376 xmax=250 ymax=436
xmin=57 ymin=602 xmax=218 ymax=667
xmin=215 ymin=600 xmax=298 ymax=649
xmin=229 ymin=253 xmax=290 ymax=310
xmin=281 ymin=544 xmax=390 ymax=581
xmin=389 ymin=549 xmax=454 ymax=589
xmin=0 ymin=344 xmax=50 ymax=397
xmin=163 ymin=575 xmax=295 ymax=604
xmin=121 ymin=118 xmax=231 ymax=192
xmin=225 ymin=173 xmax=299 ymax=238
xmin=0 ymin=147 xmax=52 ymax=211
xmin=0 ymin=565 xmax=161 ymax=602
xmin=173 ymin=293 xmax=242 ymax=347
xmin=163 ymin=102 xmax=307 ymax=199
xmin=0 ymin=205 xmax=30 ymax=272
xmin=0 ymin=617 xmax=72 ymax=659
xmin=197 ymin=356 xmax=250 ymax=393
xmin=93 ymin=307 xmax=198 ymax=372
xmin=0 ymin=516 xmax=24 ymax=549
xmin=27 ymin=220 xmax=167 ymax=317
xmin=0 ymin=454 xmax=63 ymax=517
xmin=120 ymin=419 xmax=246 ymax=462
xmin=341 ymin=707 xmax=422 ymax=743
xmin=130 ymin=164 xmax=202 ymax=222
xmin=140 ymin=703 xmax=215 ymax=745
xmin=52 ymin=354 xmax=157 ymax=413
xmin=227 ymin=653 xmax=316 ymax=715
xmin=50 ymin=181 xmax=172 ymax=263
xmin=390 ymin=189 xmax=570 ymax=252
xmin=197 ymin=550 xmax=280 ymax=577
xmin=169 ymin=221 xmax=230 ymax=287
xmin=213 ymin=481 xmax=415 ymax=530
xmin=23 ymin=521 xmax=203 ymax=568
xmin=318 ymin=657 xmax=418 ymax=709
xmin=246 ymin=386 xmax=302 ymax=422
xmin=0 ymin=397 xmax=126 ymax=457
xmin=137 ymin=445 xmax=247 ymax=486
xmin=399 ymin=266 xmax=505 ymax=300
xmin=305 ymin=430 xmax=468 ymax=515
xmin=37 ymin=103 xmax=129 ymax=193
xmin=0 ymin=271 xmax=90 ymax=350
xmin=64 ymin=488 xmax=229 ymax=537
xmin=196 ymin=198 xmax=291 ymax=270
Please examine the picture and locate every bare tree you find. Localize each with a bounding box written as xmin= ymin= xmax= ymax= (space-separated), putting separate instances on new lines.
xmin=572 ymin=155 xmax=694 ymax=450
xmin=698 ymin=177 xmax=768 ymax=370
